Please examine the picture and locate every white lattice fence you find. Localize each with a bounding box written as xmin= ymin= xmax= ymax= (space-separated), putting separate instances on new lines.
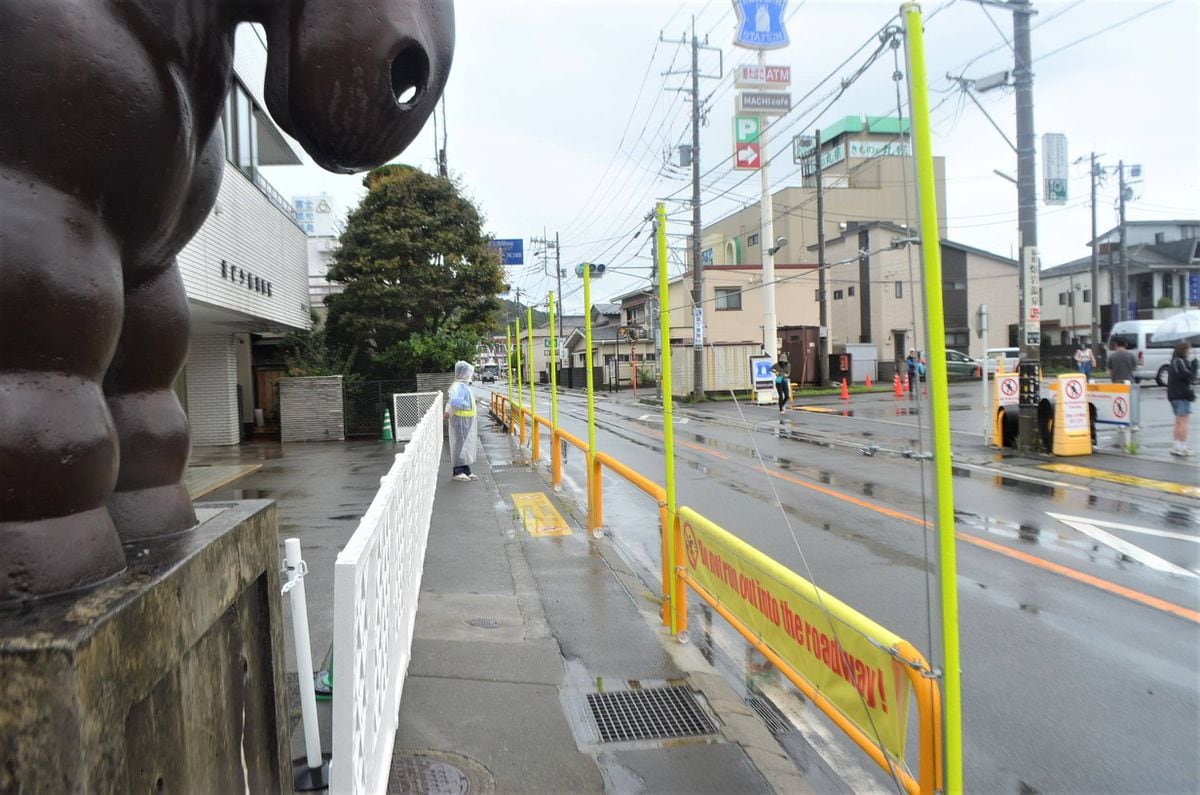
xmin=331 ymin=392 xmax=443 ymax=794
xmin=391 ymin=391 xmax=441 ymax=441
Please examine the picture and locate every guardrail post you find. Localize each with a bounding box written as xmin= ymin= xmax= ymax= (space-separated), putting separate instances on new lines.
xmin=897 ymin=641 xmax=944 ymax=795
xmin=551 ymin=429 xmax=562 ymax=490
xmin=659 ymin=502 xmax=670 ymax=624
xmin=590 ymin=457 xmax=603 ymax=535
xmin=532 ymin=417 xmax=540 ymax=462
xmin=519 ymin=407 xmax=526 ymax=447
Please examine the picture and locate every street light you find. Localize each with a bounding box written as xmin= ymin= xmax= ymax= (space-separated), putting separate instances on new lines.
xmin=767 ymin=236 xmax=788 ymax=256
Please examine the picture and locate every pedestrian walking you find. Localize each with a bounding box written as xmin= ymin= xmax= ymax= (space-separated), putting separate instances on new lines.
xmin=772 ymin=353 xmax=791 ymax=412
xmin=1107 ymin=337 xmax=1136 ymax=384
xmin=1166 ymin=341 xmax=1196 ymax=457
xmin=905 ymin=349 xmax=918 ymax=397
xmin=1074 ymin=343 xmax=1096 ymax=380
xmin=445 ymin=360 xmax=479 ymax=480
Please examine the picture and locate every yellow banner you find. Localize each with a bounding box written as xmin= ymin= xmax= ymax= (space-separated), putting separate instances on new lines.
xmin=679 ymin=507 xmax=912 ymax=759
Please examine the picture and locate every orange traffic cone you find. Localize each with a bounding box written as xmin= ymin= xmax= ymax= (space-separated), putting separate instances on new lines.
xmin=865 ymin=373 xmax=873 ymax=389
xmin=840 ymin=378 xmax=850 ymax=400
xmin=905 ymin=373 xmax=912 ymax=393
xmin=893 ymin=373 xmax=903 ymax=397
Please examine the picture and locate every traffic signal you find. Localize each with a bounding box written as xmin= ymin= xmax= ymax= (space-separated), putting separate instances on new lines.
xmin=574 ymin=262 xmax=606 ymax=278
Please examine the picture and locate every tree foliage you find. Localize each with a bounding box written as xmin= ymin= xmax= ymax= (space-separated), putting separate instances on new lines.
xmin=323 ymin=165 xmax=506 ymax=378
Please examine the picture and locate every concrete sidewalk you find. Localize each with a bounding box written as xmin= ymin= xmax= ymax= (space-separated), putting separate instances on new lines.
xmin=189 ymin=418 xmax=815 ymax=792
xmin=390 ymin=413 xmax=811 ymax=792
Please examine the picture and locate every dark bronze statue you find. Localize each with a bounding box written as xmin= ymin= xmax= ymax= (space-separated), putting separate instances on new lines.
xmin=0 ymin=1 xmax=454 ymax=601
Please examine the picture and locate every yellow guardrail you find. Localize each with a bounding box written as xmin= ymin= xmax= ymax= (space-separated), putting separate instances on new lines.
xmin=488 ymin=391 xmax=941 ymax=792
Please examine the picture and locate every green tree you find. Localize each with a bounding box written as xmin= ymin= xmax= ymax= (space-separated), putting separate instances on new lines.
xmin=324 ymin=165 xmax=506 ymax=378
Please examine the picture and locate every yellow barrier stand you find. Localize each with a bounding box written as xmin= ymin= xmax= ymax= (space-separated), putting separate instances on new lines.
xmin=549 ymin=291 xmax=561 ymax=489
xmin=1052 ymin=373 xmax=1092 ymax=456
xmin=527 ymin=305 xmax=536 ymax=458
xmin=676 ymin=506 xmax=942 ymax=795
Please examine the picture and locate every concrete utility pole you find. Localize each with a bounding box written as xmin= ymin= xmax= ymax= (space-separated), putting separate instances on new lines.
xmin=1088 ymin=153 xmax=1100 ymax=352
xmin=555 ymin=232 xmax=563 ymax=340
xmin=815 ymin=128 xmax=828 ymax=383
xmin=1117 ymin=160 xmax=1129 ymax=322
xmin=1012 ymin=0 xmax=1041 ymax=449
xmin=690 ymin=19 xmax=704 ymax=401
xmin=758 ymin=50 xmax=779 ymax=369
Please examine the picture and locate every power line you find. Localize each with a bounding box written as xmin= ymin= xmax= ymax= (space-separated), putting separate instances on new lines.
xmin=1036 ymin=0 xmax=1176 ymax=62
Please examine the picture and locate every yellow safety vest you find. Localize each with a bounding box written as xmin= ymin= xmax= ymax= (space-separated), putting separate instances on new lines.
xmin=453 ymin=391 xmax=476 ymax=417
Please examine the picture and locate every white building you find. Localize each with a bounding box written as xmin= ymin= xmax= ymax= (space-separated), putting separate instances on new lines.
xmin=292 ymin=193 xmax=346 ymax=316
xmin=175 ymin=40 xmax=311 ymax=446
xmin=1038 ymin=220 xmax=1200 ymax=345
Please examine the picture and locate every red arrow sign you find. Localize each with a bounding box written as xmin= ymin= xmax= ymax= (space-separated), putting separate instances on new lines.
xmin=735 ymin=142 xmax=761 ymax=170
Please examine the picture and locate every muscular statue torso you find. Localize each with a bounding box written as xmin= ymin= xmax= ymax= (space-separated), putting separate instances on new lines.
xmin=0 ymin=0 xmax=454 ymax=601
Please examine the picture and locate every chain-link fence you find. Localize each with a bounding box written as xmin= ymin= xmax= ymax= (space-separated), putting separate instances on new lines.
xmin=342 ymin=379 xmax=418 ymax=438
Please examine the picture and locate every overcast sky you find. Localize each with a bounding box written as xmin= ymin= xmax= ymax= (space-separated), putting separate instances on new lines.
xmin=257 ymin=0 xmax=1199 ymax=316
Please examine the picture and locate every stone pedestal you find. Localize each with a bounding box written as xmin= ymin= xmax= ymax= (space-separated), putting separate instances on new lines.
xmin=0 ymin=501 xmax=291 ymax=793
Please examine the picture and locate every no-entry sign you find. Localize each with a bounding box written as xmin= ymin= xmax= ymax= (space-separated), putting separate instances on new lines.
xmin=996 ymin=373 xmax=1019 ymax=407
xmin=1060 ymin=375 xmax=1089 ymax=432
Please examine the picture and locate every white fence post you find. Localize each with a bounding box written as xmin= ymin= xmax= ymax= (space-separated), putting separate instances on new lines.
xmin=283 ymin=537 xmax=330 ymax=790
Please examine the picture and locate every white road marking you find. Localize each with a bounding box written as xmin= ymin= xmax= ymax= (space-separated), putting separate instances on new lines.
xmin=1047 ymin=512 xmax=1199 ymax=579
xmin=1044 ymin=513 xmax=1199 ymax=544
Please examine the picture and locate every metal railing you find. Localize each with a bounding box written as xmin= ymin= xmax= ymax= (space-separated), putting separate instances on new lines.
xmin=331 ymin=392 xmax=443 ymax=794
xmin=489 ymin=391 xmax=941 ymax=794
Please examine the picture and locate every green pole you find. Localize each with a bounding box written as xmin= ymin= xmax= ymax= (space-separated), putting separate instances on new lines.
xmin=584 ymin=263 xmax=597 ymax=533
xmin=515 ymin=313 xmax=524 ymax=412
xmin=656 ymin=202 xmax=681 ymax=637
xmin=904 ymin=4 xmax=962 ymax=790
xmin=527 ymin=305 xmax=536 ymax=424
xmin=549 ymin=291 xmax=559 ymax=429
xmin=506 ymin=325 xmax=514 ymax=415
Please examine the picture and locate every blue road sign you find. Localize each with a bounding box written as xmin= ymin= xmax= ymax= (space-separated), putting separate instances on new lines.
xmin=490 ymin=238 xmax=524 ymax=266
xmin=733 ymin=0 xmax=789 ymax=50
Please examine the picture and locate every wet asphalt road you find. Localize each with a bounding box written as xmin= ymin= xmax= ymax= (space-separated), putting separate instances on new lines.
xmin=485 ymin=383 xmax=1200 ymax=794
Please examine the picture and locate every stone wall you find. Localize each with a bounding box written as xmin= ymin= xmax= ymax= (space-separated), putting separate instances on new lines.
xmin=280 ymin=375 xmax=345 ymax=442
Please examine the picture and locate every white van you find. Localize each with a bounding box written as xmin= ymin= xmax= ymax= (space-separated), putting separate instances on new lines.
xmin=1106 ymin=319 xmax=1175 ymax=386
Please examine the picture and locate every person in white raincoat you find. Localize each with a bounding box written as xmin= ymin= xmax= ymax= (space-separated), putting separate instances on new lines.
xmin=445 ymin=361 xmax=478 ymax=481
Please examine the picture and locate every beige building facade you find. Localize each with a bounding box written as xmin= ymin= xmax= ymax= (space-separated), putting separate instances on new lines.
xmin=818 ymin=222 xmax=1018 ymax=371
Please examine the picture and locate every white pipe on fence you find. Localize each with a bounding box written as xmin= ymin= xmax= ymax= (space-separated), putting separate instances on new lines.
xmin=284 ymin=537 xmax=324 ymax=773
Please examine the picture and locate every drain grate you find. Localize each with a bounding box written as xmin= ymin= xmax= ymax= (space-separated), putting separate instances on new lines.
xmin=746 ymin=695 xmax=792 ymax=735
xmin=586 ymin=686 xmax=716 ymax=743
xmin=466 ymin=618 xmax=499 ymax=629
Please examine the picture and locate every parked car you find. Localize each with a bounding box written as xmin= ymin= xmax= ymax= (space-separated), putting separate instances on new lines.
xmin=982 ymin=347 xmax=1020 ymax=374
xmin=1106 ymin=319 xmax=1174 ymax=385
xmin=945 ymin=349 xmax=982 ymax=380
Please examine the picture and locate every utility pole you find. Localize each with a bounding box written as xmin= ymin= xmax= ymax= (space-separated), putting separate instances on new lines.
xmin=690 ymin=18 xmax=704 ymax=401
xmin=815 ymin=128 xmax=828 ymax=383
xmin=555 ymin=232 xmax=563 ymax=340
xmin=1012 ymin=0 xmax=1041 ymax=449
xmin=1088 ymin=153 xmax=1100 ymax=353
xmin=663 ymin=20 xmax=721 ymax=401
xmin=1117 ymin=160 xmax=1129 ymax=323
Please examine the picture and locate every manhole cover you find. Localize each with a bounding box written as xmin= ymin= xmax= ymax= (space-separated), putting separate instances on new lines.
xmin=389 ymin=751 xmax=494 ymax=795
xmin=586 ymin=686 xmax=717 ymax=743
xmin=389 ymin=758 xmax=469 ymax=795
xmin=466 ymin=618 xmax=499 ymax=629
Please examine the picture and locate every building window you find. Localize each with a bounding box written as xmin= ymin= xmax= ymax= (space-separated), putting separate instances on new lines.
xmin=701 ymin=248 xmax=714 ymax=265
xmin=945 ymin=330 xmax=970 ymax=348
xmin=1058 ymin=292 xmax=1068 ymax=305
xmin=1082 ymin=289 xmax=1091 ymax=303
xmin=1162 ymin=273 xmax=1174 ymax=300
xmin=747 ymin=233 xmax=760 ymax=247
xmin=848 ymin=286 xmax=856 ymax=297
xmin=833 ymin=289 xmax=844 ymax=300
xmin=715 ymin=287 xmax=742 ymax=310
xmin=895 ymin=280 xmax=903 ymax=298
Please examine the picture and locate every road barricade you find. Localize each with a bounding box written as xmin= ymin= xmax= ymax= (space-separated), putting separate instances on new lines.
xmin=676 ymin=507 xmax=941 ymax=795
